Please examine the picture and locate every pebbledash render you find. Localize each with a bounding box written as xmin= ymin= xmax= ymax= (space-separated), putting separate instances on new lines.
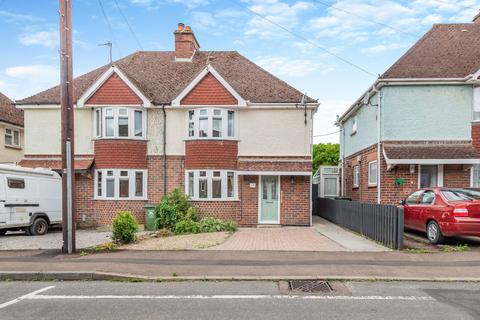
xmin=16 ymin=23 xmax=318 ymax=227
xmin=337 ymin=16 xmax=480 ymax=204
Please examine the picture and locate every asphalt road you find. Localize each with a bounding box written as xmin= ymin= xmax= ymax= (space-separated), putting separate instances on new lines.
xmin=0 ymin=281 xmax=479 ymax=319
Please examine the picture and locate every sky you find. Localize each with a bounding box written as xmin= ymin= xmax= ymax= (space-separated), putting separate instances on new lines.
xmin=0 ymin=0 xmax=479 ymax=144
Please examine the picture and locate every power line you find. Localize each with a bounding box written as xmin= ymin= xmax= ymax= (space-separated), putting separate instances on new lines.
xmin=228 ymin=0 xmax=377 ymax=78
xmin=311 ymin=0 xmax=420 ymax=38
xmin=112 ymin=0 xmax=143 ymax=50
xmin=97 ymin=0 xmax=122 ymax=57
xmin=313 ymin=130 xmax=340 ymax=137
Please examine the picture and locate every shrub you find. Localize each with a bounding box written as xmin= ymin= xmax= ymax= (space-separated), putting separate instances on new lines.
xmin=112 ymin=211 xmax=138 ymax=244
xmin=155 ymin=189 xmax=198 ymax=229
xmin=173 ymin=219 xmax=201 ymax=235
xmin=173 ymin=217 xmax=237 ymax=235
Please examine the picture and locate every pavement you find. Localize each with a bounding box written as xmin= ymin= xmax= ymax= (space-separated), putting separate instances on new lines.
xmin=1 ymin=249 xmax=480 ymax=281
xmin=0 ymin=229 xmax=112 ymax=250
xmin=0 ymin=280 xmax=479 ymax=319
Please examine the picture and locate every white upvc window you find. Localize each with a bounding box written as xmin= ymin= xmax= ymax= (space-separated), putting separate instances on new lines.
xmin=351 ymin=116 xmax=358 ymax=135
xmin=473 ymin=87 xmax=480 ymax=121
xmin=4 ymin=127 xmax=20 ymax=147
xmin=472 ymin=164 xmax=480 ymax=187
xmin=94 ymin=169 xmax=147 ymax=200
xmin=185 ymin=170 xmax=237 ymax=201
xmin=353 ymin=165 xmax=360 ymax=188
xmin=368 ymin=161 xmax=378 ymax=186
xmin=94 ymin=107 xmax=146 ymax=139
xmin=187 ymin=108 xmax=235 ymax=139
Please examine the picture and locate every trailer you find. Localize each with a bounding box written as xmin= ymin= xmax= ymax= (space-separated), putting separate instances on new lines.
xmin=0 ymin=164 xmax=62 ymax=236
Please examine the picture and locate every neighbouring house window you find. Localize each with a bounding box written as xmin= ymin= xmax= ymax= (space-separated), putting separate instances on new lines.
xmin=351 ymin=116 xmax=358 ymax=134
xmin=95 ymin=107 xmax=145 ymax=139
xmin=95 ymin=169 xmax=147 ymax=200
xmin=420 ymin=165 xmax=439 ymax=188
xmin=187 ymin=108 xmax=236 ymax=139
xmin=186 ymin=170 xmax=237 ymax=200
xmin=368 ymin=161 xmax=378 ymax=186
xmin=474 ymin=87 xmax=480 ymax=121
xmin=5 ymin=128 xmax=20 ymax=147
xmin=7 ymin=178 xmax=25 ymax=189
xmin=472 ymin=165 xmax=480 ymax=187
xmin=353 ymin=165 xmax=360 ymax=188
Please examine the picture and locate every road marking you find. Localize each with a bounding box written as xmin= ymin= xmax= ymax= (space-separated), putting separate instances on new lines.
xmin=0 ymin=286 xmax=55 ymax=310
xmin=27 ymin=294 xmax=436 ymax=301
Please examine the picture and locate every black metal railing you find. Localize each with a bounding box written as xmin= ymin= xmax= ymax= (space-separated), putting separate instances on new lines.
xmin=317 ymin=198 xmax=404 ymax=249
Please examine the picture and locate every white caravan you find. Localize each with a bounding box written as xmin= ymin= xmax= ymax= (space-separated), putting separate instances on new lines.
xmin=0 ymin=165 xmax=62 ymax=236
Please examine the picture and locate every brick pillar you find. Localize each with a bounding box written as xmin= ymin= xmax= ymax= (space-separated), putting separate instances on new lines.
xmin=472 ymin=122 xmax=480 ymax=151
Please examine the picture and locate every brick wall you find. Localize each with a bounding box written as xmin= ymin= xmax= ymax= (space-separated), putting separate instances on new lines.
xmin=185 ymin=140 xmax=237 ymax=169
xmin=181 ymin=73 xmax=237 ymax=105
xmin=344 ymin=144 xmax=378 ymax=202
xmin=174 ymin=31 xmax=199 ymax=59
xmin=444 ymin=164 xmax=471 ymax=188
xmin=95 ymin=140 xmax=147 ymax=169
xmin=86 ymin=73 xmax=142 ymax=105
xmin=280 ymin=175 xmax=310 ymax=226
xmin=472 ymin=123 xmax=480 ymax=152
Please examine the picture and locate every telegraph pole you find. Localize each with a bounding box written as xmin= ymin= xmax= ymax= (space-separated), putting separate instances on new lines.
xmin=59 ymin=0 xmax=75 ymax=253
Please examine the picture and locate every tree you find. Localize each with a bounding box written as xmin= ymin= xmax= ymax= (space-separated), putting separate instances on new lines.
xmin=312 ymin=143 xmax=340 ymax=173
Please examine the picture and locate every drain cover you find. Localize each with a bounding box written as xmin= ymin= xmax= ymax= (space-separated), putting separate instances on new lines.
xmin=288 ymin=280 xmax=332 ymax=293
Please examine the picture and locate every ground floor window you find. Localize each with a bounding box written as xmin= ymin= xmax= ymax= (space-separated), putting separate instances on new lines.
xmin=472 ymin=165 xmax=480 ymax=187
xmin=353 ymin=165 xmax=360 ymax=188
xmin=368 ymin=161 xmax=377 ymax=186
xmin=95 ymin=169 xmax=147 ymax=200
xmin=419 ymin=165 xmax=443 ymax=188
xmin=185 ymin=170 xmax=237 ymax=200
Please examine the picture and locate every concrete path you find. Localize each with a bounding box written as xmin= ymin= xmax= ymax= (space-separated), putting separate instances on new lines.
xmin=312 ymin=216 xmax=390 ymax=252
xmin=209 ymin=227 xmax=346 ymax=251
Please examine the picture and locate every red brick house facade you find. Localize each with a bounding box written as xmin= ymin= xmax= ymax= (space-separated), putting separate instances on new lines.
xmin=17 ymin=24 xmax=318 ymax=227
xmin=338 ymin=21 xmax=480 ymax=205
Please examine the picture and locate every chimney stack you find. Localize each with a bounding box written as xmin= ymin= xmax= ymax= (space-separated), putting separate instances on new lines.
xmin=174 ymin=22 xmax=200 ymax=61
xmin=473 ymin=11 xmax=480 ymax=23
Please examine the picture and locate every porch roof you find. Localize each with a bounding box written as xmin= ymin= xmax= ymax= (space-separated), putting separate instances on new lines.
xmin=383 ymin=143 xmax=480 ymax=165
xmin=19 ymin=158 xmax=94 ymax=172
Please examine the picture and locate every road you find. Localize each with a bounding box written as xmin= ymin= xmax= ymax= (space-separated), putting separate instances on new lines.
xmin=0 ymin=281 xmax=479 ymax=319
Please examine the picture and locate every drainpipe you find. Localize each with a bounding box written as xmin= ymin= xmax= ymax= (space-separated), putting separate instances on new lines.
xmin=373 ymin=86 xmax=382 ymax=204
xmin=340 ymin=124 xmax=345 ymax=197
xmin=162 ymin=104 xmax=167 ymax=196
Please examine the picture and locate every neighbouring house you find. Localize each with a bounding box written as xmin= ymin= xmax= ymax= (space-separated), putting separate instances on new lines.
xmin=16 ymin=23 xmax=318 ymax=227
xmin=0 ymin=92 xmax=23 ymax=164
xmin=337 ymin=15 xmax=480 ymax=204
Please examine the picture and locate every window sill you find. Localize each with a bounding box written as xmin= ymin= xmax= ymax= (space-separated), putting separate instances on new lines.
xmin=352 ymin=186 xmax=359 ymax=189
xmin=184 ymin=137 xmax=239 ymax=142
xmin=94 ymin=197 xmax=148 ymax=201
xmin=190 ymin=198 xmax=240 ymax=202
xmin=368 ymin=184 xmax=377 ymax=188
xmin=93 ymin=137 xmax=147 ymax=141
xmin=4 ymin=144 xmax=22 ymax=150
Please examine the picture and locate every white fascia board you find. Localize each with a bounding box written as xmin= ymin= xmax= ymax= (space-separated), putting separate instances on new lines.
xmin=237 ymin=171 xmax=311 ymax=176
xmin=386 ymin=159 xmax=480 ymax=165
xmin=77 ymin=65 xmax=152 ymax=108
xmin=246 ymin=102 xmax=319 ymax=109
xmin=172 ymin=64 xmax=247 ymax=107
xmin=16 ymin=104 xmax=61 ymax=109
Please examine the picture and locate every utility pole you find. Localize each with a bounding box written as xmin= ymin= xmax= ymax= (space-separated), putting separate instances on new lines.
xmin=59 ymin=0 xmax=75 ymax=254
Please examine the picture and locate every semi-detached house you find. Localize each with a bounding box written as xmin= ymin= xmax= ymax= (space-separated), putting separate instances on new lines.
xmin=0 ymin=92 xmax=23 ymax=164
xmin=16 ymin=23 xmax=318 ymax=227
xmin=337 ymin=16 xmax=480 ymax=204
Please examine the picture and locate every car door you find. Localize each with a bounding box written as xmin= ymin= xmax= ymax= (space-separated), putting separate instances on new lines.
xmin=403 ymin=190 xmax=424 ymax=230
xmin=417 ymin=190 xmax=436 ymax=230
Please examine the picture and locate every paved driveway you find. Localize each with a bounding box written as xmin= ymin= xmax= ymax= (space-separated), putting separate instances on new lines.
xmin=0 ymin=230 xmax=112 ymax=250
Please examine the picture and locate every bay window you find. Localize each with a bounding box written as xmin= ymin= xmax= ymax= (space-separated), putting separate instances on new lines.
xmin=95 ymin=169 xmax=147 ymax=200
xmin=187 ymin=108 xmax=235 ymax=139
xmin=94 ymin=107 xmax=145 ymax=139
xmin=186 ymin=170 xmax=237 ymax=200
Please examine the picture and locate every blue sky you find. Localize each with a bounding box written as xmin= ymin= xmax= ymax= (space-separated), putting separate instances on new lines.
xmin=0 ymin=0 xmax=479 ymax=143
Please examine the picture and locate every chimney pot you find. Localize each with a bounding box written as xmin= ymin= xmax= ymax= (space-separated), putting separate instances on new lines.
xmin=178 ymin=22 xmax=185 ymax=31
xmin=185 ymin=25 xmax=191 ymax=31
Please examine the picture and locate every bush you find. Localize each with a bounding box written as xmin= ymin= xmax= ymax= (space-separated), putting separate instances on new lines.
xmin=155 ymin=189 xmax=198 ymax=229
xmin=112 ymin=211 xmax=138 ymax=244
xmin=173 ymin=217 xmax=237 ymax=235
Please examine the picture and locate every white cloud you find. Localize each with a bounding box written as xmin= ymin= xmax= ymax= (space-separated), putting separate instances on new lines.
xmin=0 ymin=10 xmax=42 ymax=23
xmin=255 ymin=56 xmax=325 ymax=78
xmin=360 ymin=43 xmax=407 ymax=54
xmin=1 ymin=65 xmax=59 ymax=99
xmin=19 ymin=31 xmax=58 ymax=48
xmin=130 ymin=0 xmax=209 ymax=9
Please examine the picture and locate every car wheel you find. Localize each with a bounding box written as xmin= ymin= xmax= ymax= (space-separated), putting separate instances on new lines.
xmin=427 ymin=220 xmax=444 ymax=244
xmin=0 ymin=229 xmax=7 ymax=236
xmin=29 ymin=218 xmax=49 ymax=236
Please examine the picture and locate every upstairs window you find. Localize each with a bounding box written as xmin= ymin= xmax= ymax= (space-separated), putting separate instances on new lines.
xmin=187 ymin=109 xmax=235 ymax=139
xmin=474 ymin=87 xmax=480 ymax=121
xmin=94 ymin=107 xmax=145 ymax=139
xmin=351 ymin=116 xmax=358 ymax=135
xmin=5 ymin=128 xmax=20 ymax=147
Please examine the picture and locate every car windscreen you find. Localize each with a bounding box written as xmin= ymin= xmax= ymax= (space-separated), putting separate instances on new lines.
xmin=441 ymin=189 xmax=475 ymax=202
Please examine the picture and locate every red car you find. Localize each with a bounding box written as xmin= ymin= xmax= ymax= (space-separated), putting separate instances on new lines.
xmin=401 ymin=188 xmax=480 ymax=244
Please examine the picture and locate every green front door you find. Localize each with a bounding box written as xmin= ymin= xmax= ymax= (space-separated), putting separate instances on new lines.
xmin=260 ymin=176 xmax=279 ymax=223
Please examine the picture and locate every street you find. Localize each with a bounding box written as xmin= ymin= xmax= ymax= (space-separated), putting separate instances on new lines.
xmin=0 ymin=280 xmax=479 ymax=319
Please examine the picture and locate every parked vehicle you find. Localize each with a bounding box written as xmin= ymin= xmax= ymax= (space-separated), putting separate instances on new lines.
xmin=0 ymin=165 xmax=62 ymax=236
xmin=400 ymin=188 xmax=480 ymax=244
